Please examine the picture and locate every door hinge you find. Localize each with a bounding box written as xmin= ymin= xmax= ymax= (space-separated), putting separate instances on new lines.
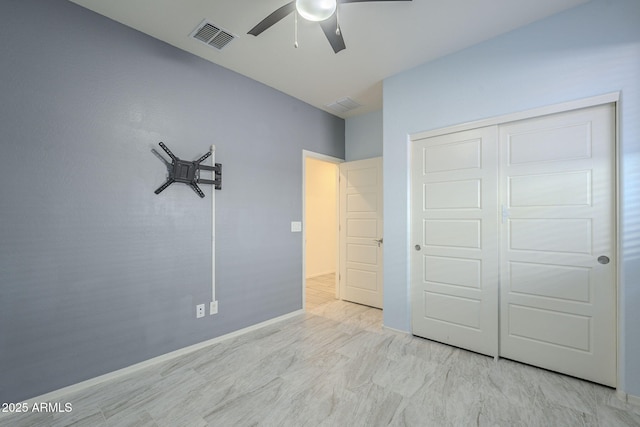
xmin=501 ymin=204 xmax=510 ymax=224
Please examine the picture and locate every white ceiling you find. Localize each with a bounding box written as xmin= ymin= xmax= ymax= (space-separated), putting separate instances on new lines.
xmin=69 ymin=0 xmax=588 ymax=118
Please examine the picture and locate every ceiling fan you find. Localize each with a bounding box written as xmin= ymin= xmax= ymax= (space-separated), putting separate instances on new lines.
xmin=248 ymin=0 xmax=412 ymax=54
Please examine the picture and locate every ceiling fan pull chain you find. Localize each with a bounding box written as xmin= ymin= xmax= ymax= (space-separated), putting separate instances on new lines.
xmin=294 ymin=10 xmax=299 ymax=48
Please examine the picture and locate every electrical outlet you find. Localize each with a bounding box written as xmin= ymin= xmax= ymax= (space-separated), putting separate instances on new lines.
xmin=210 ymin=301 xmax=218 ymax=315
xmin=196 ymin=304 xmax=205 ymax=318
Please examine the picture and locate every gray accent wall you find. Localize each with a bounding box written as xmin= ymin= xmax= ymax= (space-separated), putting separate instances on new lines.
xmin=382 ymin=0 xmax=640 ymax=395
xmin=0 ymin=0 xmax=344 ymax=403
xmin=345 ymin=110 xmax=383 ymax=161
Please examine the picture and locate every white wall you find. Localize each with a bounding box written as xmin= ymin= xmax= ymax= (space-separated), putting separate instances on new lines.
xmin=305 ymin=158 xmax=338 ymax=278
xmin=382 ymin=0 xmax=640 ymax=395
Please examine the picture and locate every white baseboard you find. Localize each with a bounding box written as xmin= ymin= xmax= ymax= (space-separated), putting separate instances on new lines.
xmin=306 ymin=271 xmax=336 ymax=279
xmin=5 ymin=309 xmax=305 ymax=413
xmin=615 ymin=390 xmax=640 ymax=409
xmin=382 ymin=324 xmax=410 ymax=335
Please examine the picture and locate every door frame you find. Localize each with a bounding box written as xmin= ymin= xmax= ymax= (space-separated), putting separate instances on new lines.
xmin=408 ymin=91 xmax=622 ymax=389
xmin=302 ymin=150 xmax=343 ymax=311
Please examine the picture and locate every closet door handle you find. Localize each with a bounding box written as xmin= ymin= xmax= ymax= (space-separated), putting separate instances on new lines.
xmin=598 ymin=255 xmax=610 ymax=265
xmin=415 ymin=244 xmax=421 ymax=251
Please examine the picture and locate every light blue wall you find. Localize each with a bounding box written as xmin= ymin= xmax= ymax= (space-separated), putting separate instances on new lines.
xmin=383 ymin=0 xmax=640 ymax=395
xmin=345 ymin=110 xmax=383 ymax=161
xmin=0 ymin=0 xmax=343 ymax=403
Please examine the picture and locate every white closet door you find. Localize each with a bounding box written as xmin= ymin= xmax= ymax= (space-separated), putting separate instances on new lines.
xmin=339 ymin=157 xmax=383 ymax=309
xmin=411 ymin=127 xmax=499 ymax=357
xmin=499 ymin=104 xmax=616 ymax=386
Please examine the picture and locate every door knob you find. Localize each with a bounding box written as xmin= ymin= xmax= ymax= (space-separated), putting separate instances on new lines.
xmin=597 ymin=255 xmax=610 ymax=265
xmin=373 ymin=238 xmax=383 ymax=247
xmin=415 ymin=244 xmax=421 ymax=251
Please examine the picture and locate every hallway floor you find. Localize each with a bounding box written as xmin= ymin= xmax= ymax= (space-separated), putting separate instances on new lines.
xmin=306 ymin=273 xmax=337 ymax=310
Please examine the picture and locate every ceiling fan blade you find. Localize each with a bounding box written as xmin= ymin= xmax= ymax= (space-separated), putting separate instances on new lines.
xmin=319 ymin=14 xmax=346 ymax=54
xmin=339 ymin=0 xmax=411 ymax=3
xmin=248 ymin=1 xmax=296 ymax=36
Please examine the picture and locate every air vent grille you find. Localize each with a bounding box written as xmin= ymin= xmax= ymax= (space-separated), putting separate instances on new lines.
xmin=209 ymin=31 xmax=234 ymax=50
xmin=326 ymin=97 xmax=361 ymax=114
xmin=194 ymin=23 xmax=220 ymax=43
xmin=191 ymin=20 xmax=236 ymax=51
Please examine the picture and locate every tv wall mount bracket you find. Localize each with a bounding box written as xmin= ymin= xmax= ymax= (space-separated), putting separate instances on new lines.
xmin=153 ymin=142 xmax=222 ymax=198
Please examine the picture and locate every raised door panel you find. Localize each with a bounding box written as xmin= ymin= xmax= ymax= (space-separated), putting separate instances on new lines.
xmin=499 ymin=103 xmax=616 ymax=387
xmin=411 ymin=126 xmax=499 ymax=357
xmin=339 ymin=157 xmax=383 ymax=309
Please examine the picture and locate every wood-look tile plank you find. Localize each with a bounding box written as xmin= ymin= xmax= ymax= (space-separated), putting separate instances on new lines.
xmin=1 ymin=297 xmax=637 ymax=427
xmin=306 ymin=273 xmax=337 ymax=310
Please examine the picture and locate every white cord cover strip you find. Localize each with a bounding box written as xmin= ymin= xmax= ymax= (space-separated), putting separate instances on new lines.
xmin=211 ymin=145 xmax=217 ymax=309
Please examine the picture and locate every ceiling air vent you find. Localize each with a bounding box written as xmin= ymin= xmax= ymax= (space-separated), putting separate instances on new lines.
xmin=326 ymin=97 xmax=361 ymax=114
xmin=190 ymin=20 xmax=236 ymax=51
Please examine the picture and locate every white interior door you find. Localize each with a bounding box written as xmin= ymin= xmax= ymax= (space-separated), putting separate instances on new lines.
xmin=499 ymin=103 xmax=616 ymax=386
xmin=339 ymin=157 xmax=383 ymax=309
xmin=411 ymin=127 xmax=499 ymax=357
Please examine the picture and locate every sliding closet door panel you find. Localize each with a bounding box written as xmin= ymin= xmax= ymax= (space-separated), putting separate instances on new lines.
xmin=411 ymin=127 xmax=499 ymax=357
xmin=499 ymin=103 xmax=616 ymax=386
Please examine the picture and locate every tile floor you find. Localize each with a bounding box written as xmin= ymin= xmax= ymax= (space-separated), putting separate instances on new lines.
xmin=306 ymin=273 xmax=337 ymax=310
xmin=1 ymin=281 xmax=639 ymax=426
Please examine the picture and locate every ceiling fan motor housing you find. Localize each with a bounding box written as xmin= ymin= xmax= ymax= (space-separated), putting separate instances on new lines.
xmin=296 ymin=0 xmax=337 ymax=21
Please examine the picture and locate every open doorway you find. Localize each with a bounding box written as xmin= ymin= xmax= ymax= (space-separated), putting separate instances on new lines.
xmin=302 ymin=151 xmax=342 ymax=311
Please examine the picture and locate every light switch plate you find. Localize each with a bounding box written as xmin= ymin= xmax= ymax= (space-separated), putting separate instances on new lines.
xmin=291 ymin=221 xmax=302 ymax=232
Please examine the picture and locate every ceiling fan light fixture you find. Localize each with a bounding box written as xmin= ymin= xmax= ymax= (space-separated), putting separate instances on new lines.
xmin=296 ymin=0 xmax=337 ymax=22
